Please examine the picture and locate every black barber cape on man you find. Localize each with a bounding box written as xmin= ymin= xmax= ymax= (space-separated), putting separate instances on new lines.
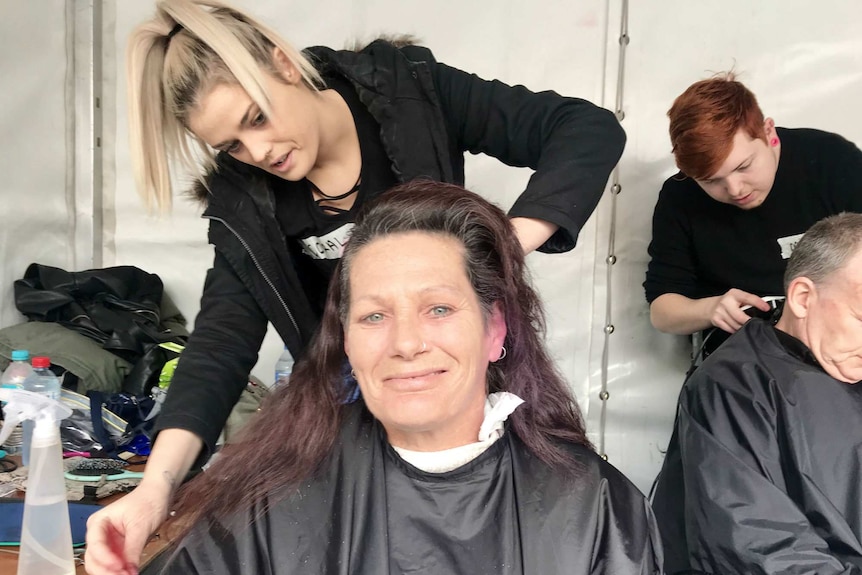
xmin=652 ymin=318 xmax=862 ymax=574
xmin=145 ymin=403 xmax=663 ymax=575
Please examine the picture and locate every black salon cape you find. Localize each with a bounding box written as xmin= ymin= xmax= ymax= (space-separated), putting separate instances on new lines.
xmin=146 ymin=403 xmax=662 ymax=575
xmin=652 ymin=319 xmax=862 ymax=574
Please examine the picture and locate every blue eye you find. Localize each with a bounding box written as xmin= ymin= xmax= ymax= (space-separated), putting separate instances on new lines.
xmin=225 ymin=141 xmax=242 ymax=154
xmin=362 ymin=312 xmax=384 ymax=323
xmin=431 ymin=305 xmax=452 ymax=316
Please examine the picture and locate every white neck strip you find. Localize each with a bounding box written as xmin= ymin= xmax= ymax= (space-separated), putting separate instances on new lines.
xmin=392 ymin=392 xmax=525 ymax=473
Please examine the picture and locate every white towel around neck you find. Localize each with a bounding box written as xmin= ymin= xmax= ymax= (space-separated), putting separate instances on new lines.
xmin=392 ymin=392 xmax=525 ymax=473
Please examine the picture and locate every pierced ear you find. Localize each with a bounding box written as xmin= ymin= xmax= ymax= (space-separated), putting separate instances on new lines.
xmin=487 ymin=303 xmax=508 ymax=362
xmin=785 ymin=276 xmax=815 ymax=319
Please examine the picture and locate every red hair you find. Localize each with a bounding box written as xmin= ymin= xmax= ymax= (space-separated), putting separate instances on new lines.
xmin=668 ymin=72 xmax=766 ymax=180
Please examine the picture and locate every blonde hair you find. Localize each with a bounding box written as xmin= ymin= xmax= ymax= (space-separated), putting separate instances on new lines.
xmin=127 ymin=0 xmax=323 ymax=212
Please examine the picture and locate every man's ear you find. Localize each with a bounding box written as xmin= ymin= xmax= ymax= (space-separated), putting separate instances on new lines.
xmin=785 ymin=276 xmax=815 ymax=319
xmin=272 ymin=47 xmax=300 ymax=84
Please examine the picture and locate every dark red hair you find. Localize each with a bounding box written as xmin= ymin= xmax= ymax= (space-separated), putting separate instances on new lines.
xmin=170 ymin=180 xmax=592 ymax=528
xmin=668 ymin=72 xmax=766 ymax=180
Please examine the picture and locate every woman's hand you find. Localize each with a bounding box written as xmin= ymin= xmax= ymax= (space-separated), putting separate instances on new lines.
xmin=84 ymin=481 xmax=170 ymax=575
xmin=85 ymin=428 xmax=202 ymax=575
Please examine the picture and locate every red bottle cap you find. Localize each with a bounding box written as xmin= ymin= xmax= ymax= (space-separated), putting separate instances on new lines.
xmin=31 ymin=356 xmax=50 ymax=369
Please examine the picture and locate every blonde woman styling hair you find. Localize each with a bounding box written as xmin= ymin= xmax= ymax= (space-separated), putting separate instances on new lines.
xmin=85 ymin=1 xmax=625 ymax=573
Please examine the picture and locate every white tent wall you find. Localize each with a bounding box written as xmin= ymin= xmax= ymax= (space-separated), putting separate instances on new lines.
xmin=1 ymin=1 xmax=859 ymax=495
xmin=0 ymin=2 xmax=77 ymax=329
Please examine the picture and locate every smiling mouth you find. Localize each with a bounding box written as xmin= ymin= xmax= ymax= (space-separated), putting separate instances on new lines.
xmin=385 ymin=369 xmax=446 ymax=382
xmin=271 ymin=152 xmax=289 ymax=169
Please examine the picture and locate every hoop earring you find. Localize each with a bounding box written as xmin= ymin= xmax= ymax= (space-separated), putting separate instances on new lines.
xmin=351 ymin=369 xmax=356 ymax=379
xmin=497 ymin=346 xmax=507 ymax=361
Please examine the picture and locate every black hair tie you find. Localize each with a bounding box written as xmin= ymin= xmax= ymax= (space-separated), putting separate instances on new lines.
xmin=166 ymin=23 xmax=183 ymax=43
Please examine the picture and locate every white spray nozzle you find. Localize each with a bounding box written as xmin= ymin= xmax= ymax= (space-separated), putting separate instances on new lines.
xmin=0 ymin=388 xmax=71 ymax=446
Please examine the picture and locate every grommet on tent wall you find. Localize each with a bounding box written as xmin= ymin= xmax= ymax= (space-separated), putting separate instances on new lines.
xmin=600 ymin=453 xmax=609 ymax=461
xmin=615 ymin=110 xmax=625 ymax=122
xmin=604 ymin=324 xmax=615 ymax=334
xmin=599 ymin=390 xmax=610 ymax=401
xmin=606 ymin=255 xmax=617 ymax=265
xmin=619 ymin=34 xmax=630 ymax=46
xmin=611 ymin=183 xmax=622 ymax=194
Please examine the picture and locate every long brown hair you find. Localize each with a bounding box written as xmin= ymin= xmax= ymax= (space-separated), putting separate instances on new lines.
xmin=172 ymin=181 xmax=592 ymax=526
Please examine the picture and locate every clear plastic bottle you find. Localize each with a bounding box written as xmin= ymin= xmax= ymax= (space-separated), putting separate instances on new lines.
xmin=1 ymin=349 xmax=35 ymax=455
xmin=274 ymin=346 xmax=294 ymax=388
xmin=22 ymin=356 xmax=61 ymax=467
xmin=0 ymin=388 xmax=74 ymax=575
xmin=1 ymin=349 xmax=34 ymax=391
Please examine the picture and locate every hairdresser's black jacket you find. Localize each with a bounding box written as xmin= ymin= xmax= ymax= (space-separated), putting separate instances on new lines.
xmin=153 ymin=41 xmax=626 ymax=461
xmin=652 ymin=319 xmax=862 ymax=574
xmin=145 ymin=403 xmax=662 ymax=575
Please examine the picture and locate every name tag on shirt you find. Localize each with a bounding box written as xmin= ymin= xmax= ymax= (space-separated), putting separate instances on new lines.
xmin=300 ymin=223 xmax=355 ymax=260
xmin=777 ymin=233 xmax=804 ymax=260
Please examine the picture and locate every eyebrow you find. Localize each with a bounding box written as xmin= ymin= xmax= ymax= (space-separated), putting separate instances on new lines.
xmin=703 ymin=154 xmax=755 ymax=182
xmin=212 ymin=104 xmax=256 ymax=150
xmin=352 ymin=285 xmax=463 ymax=306
xmin=732 ymin=154 xmax=754 ymax=171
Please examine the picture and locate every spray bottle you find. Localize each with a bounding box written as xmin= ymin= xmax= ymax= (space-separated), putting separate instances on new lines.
xmin=0 ymin=387 xmax=74 ymax=575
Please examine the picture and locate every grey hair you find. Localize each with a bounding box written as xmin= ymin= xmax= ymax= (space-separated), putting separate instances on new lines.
xmin=126 ymin=0 xmax=323 ymax=212
xmin=784 ymin=212 xmax=862 ymax=292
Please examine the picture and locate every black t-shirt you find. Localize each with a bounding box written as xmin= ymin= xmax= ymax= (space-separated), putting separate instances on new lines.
xmin=274 ymin=72 xmax=397 ymax=312
xmin=644 ymin=127 xmax=862 ymax=303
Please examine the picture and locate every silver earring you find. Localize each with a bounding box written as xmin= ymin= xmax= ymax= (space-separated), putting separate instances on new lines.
xmin=351 ymin=369 xmax=356 ymax=379
xmin=498 ymin=346 xmax=507 ymax=361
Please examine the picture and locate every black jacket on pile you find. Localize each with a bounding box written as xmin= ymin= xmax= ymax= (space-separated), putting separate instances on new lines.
xmin=154 ymin=41 xmax=626 ymax=461
xmin=145 ymin=403 xmax=662 ymax=575
xmin=13 ymin=263 xmax=188 ymax=395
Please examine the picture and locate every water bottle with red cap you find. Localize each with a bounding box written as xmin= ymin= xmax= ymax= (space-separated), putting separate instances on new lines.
xmin=21 ymin=356 xmax=61 ymax=466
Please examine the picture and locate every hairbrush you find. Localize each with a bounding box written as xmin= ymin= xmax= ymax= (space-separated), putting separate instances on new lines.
xmin=64 ymin=458 xmax=144 ymax=482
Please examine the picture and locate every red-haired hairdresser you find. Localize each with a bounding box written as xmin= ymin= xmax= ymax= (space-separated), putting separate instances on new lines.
xmin=644 ymin=73 xmax=862 ymax=336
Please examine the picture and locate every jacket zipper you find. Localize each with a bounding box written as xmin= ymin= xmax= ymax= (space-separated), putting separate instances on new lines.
xmin=204 ymin=215 xmax=301 ymax=336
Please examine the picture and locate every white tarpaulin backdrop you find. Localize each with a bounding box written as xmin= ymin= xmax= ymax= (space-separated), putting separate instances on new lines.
xmin=1 ymin=0 xmax=859 ymax=493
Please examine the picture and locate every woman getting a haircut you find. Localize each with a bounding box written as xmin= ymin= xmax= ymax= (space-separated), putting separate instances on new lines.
xmin=141 ymin=182 xmax=662 ymax=574
xmin=85 ymin=1 xmax=625 ymax=573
